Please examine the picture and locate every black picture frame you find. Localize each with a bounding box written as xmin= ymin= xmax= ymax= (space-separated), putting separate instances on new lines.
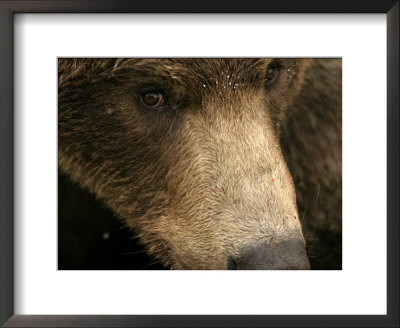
xmin=0 ymin=1 xmax=398 ymax=327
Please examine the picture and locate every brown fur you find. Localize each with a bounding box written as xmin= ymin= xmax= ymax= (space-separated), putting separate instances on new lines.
xmin=281 ymin=59 xmax=342 ymax=269
xmin=58 ymin=58 xmax=341 ymax=269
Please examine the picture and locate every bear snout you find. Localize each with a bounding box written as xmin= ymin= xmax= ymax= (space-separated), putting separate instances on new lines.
xmin=227 ymin=239 xmax=310 ymax=270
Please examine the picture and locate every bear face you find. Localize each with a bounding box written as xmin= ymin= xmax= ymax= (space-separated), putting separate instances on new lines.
xmin=58 ymin=58 xmax=340 ymax=270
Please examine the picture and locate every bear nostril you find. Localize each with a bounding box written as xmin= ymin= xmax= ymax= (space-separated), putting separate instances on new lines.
xmin=227 ymin=257 xmax=238 ymax=270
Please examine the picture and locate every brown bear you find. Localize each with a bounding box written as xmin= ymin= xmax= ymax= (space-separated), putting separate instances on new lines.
xmin=58 ymin=58 xmax=341 ymax=270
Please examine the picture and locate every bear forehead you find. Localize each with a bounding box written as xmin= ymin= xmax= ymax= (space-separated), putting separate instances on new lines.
xmin=113 ymin=58 xmax=276 ymax=94
xmin=113 ymin=58 xmax=271 ymax=75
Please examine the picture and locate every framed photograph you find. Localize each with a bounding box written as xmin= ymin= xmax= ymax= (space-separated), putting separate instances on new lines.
xmin=1 ymin=1 xmax=398 ymax=327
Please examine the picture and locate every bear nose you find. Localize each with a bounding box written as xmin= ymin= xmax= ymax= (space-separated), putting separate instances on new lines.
xmin=227 ymin=239 xmax=310 ymax=270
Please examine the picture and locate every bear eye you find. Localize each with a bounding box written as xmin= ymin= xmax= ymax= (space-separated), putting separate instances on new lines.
xmin=265 ymin=65 xmax=280 ymax=85
xmin=140 ymin=92 xmax=166 ymax=109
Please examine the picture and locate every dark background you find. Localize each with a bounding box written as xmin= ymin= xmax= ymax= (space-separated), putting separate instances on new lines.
xmin=58 ymin=172 xmax=167 ymax=270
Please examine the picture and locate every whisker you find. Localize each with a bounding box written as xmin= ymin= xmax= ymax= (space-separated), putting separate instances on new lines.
xmin=315 ymin=183 xmax=321 ymax=201
xmin=123 ymin=250 xmax=146 ymax=255
xmin=141 ymin=259 xmax=162 ymax=269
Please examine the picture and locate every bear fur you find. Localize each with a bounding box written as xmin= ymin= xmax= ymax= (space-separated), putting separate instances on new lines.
xmin=58 ymin=58 xmax=341 ymax=270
